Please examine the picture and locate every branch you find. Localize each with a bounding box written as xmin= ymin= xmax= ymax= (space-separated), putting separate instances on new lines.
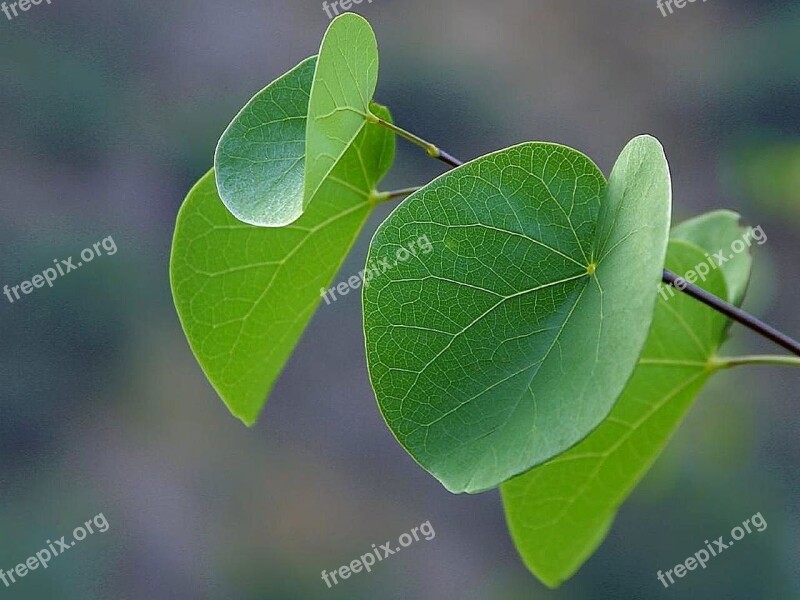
xmin=662 ymin=270 xmax=800 ymax=357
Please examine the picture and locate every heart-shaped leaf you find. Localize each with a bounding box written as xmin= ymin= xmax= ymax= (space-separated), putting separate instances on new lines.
xmin=215 ymin=57 xmax=317 ymax=227
xmin=305 ymin=13 xmax=379 ymax=210
xmin=500 ymin=214 xmax=753 ymax=588
xmin=363 ymin=136 xmax=671 ymax=493
xmin=171 ymin=103 xmax=395 ymax=425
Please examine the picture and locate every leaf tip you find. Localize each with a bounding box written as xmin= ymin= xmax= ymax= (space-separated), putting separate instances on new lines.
xmin=229 ymin=404 xmax=260 ymax=428
xmin=625 ymin=133 xmax=667 ymax=157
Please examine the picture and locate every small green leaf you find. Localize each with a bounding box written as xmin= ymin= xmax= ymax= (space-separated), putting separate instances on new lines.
xmin=215 ymin=57 xmax=317 ymax=227
xmin=499 ymin=220 xmax=753 ymax=588
xmin=363 ymin=136 xmax=671 ymax=493
xmin=305 ymin=13 xmax=379 ymax=209
xmin=671 ymin=209 xmax=753 ymax=305
xmin=171 ymin=104 xmax=395 ymax=426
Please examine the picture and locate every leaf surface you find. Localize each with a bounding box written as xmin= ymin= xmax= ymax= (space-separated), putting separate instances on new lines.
xmin=214 ymin=57 xmax=317 ymax=227
xmin=500 ymin=217 xmax=753 ymax=588
xmin=305 ymin=13 xmax=379 ymax=210
xmin=363 ymin=136 xmax=671 ymax=493
xmin=171 ymin=103 xmax=394 ymax=425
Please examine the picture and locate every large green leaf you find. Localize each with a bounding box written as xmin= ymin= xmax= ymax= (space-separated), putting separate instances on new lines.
xmin=671 ymin=209 xmax=753 ymax=306
xmin=171 ymin=104 xmax=395 ymax=425
xmin=214 ymin=57 xmax=317 ymax=227
xmin=305 ymin=13 xmax=378 ymax=210
xmin=500 ymin=221 xmax=753 ymax=587
xmin=363 ymin=136 xmax=671 ymax=493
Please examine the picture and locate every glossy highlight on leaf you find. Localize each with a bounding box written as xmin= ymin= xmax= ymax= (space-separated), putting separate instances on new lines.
xmin=215 ymin=56 xmax=317 ymax=227
xmin=500 ymin=216 xmax=754 ymax=588
xmin=305 ymin=13 xmax=379 ymax=210
xmin=363 ymin=136 xmax=672 ymax=493
xmin=171 ymin=104 xmax=395 ymax=425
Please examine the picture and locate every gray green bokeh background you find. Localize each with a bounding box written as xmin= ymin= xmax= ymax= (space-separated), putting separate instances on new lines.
xmin=1 ymin=0 xmax=798 ymax=598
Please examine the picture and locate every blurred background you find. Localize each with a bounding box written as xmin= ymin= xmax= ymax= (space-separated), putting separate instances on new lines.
xmin=1 ymin=0 xmax=798 ymax=598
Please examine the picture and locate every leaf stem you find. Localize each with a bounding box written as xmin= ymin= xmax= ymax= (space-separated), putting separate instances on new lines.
xmin=372 ymin=186 xmax=423 ymax=203
xmin=662 ymin=269 xmax=800 ymax=357
xmin=372 ymin=120 xmax=800 ymax=359
xmin=712 ymin=355 xmax=800 ymax=370
xmin=367 ymin=112 xmax=464 ymax=168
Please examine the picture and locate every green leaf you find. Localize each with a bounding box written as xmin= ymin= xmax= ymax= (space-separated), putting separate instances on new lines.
xmin=214 ymin=57 xmax=317 ymax=227
xmin=305 ymin=13 xmax=379 ymax=210
xmin=171 ymin=104 xmax=395 ymax=426
xmin=671 ymin=209 xmax=753 ymax=305
xmin=499 ymin=226 xmax=752 ymax=588
xmin=363 ymin=136 xmax=671 ymax=493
